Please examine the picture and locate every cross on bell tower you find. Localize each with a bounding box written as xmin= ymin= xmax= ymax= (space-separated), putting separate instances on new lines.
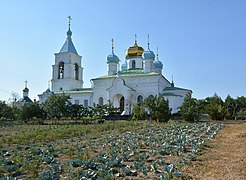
xmin=68 ymin=16 xmax=72 ymax=29
xmin=51 ymin=17 xmax=84 ymax=92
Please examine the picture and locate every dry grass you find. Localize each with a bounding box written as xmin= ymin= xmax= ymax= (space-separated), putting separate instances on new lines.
xmin=182 ymin=121 xmax=246 ymax=180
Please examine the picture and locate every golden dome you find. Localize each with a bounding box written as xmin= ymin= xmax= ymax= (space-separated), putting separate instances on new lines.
xmin=125 ymin=41 xmax=144 ymax=59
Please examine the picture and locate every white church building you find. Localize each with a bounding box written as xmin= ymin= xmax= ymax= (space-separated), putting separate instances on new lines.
xmin=38 ymin=20 xmax=192 ymax=114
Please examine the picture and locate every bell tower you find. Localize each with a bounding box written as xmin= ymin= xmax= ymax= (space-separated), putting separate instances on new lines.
xmin=51 ymin=16 xmax=84 ymax=92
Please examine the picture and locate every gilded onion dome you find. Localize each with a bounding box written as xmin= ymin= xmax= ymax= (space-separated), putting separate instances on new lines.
xmin=125 ymin=35 xmax=144 ymax=59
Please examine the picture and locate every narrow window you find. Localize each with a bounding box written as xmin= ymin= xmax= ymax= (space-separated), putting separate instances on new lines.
xmin=84 ymin=99 xmax=88 ymax=108
xmin=58 ymin=62 xmax=64 ymax=79
xmin=99 ymin=97 xmax=103 ymax=106
xmin=75 ymin=100 xmax=79 ymax=105
xmin=132 ymin=60 xmax=136 ymax=69
xmin=74 ymin=63 xmax=79 ymax=80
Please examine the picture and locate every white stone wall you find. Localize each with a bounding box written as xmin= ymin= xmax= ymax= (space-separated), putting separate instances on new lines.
xmin=164 ymin=89 xmax=192 ymax=113
xmin=52 ymin=52 xmax=83 ymax=92
xmin=91 ymin=74 xmax=171 ymax=109
xmin=66 ymin=92 xmax=93 ymax=107
xmin=51 ymin=79 xmax=83 ymax=92
xmin=126 ymin=57 xmax=143 ymax=69
xmin=143 ymin=59 xmax=153 ymax=73
xmin=107 ymin=63 xmax=118 ymax=75
xmin=92 ymin=78 xmax=112 ymax=105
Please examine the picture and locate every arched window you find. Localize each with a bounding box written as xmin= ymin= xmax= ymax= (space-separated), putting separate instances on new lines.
xmin=148 ymin=94 xmax=154 ymax=99
xmin=148 ymin=94 xmax=154 ymax=101
xmin=132 ymin=60 xmax=136 ymax=69
xmin=74 ymin=63 xmax=79 ymax=80
xmin=99 ymin=97 xmax=103 ymax=106
xmin=58 ymin=62 xmax=64 ymax=79
xmin=120 ymin=96 xmax=124 ymax=112
xmin=137 ymin=95 xmax=143 ymax=106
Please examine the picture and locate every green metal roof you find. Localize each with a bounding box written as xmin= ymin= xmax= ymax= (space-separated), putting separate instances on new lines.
xmin=92 ymin=69 xmax=160 ymax=80
xmin=163 ymin=92 xmax=183 ymax=97
xmin=55 ymin=88 xmax=93 ymax=94
xmin=163 ymin=86 xmax=192 ymax=92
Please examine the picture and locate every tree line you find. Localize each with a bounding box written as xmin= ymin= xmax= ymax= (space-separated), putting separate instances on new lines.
xmin=0 ymin=93 xmax=246 ymax=124
xmin=0 ymin=94 xmax=171 ymax=124
xmin=180 ymin=93 xmax=246 ymax=121
xmin=0 ymin=94 xmax=120 ymax=124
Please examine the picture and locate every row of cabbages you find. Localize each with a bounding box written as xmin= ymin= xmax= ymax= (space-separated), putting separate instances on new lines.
xmin=0 ymin=123 xmax=224 ymax=179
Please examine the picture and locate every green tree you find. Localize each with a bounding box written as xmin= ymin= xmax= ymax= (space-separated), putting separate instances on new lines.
xmin=204 ymin=93 xmax=224 ymax=120
xmin=91 ymin=104 xmax=106 ymax=118
xmin=236 ymin=96 xmax=246 ymax=113
xmin=131 ymin=104 xmax=147 ymax=121
xmin=236 ymin=109 xmax=246 ymax=117
xmin=143 ymin=95 xmax=156 ymax=121
xmin=104 ymin=101 xmax=119 ymax=119
xmin=234 ymin=96 xmax=246 ymax=119
xmin=180 ymin=95 xmax=200 ymax=122
xmin=19 ymin=102 xmax=46 ymax=124
xmin=223 ymin=95 xmax=237 ymax=120
xmin=44 ymin=94 xmax=70 ymax=123
xmin=154 ymin=95 xmax=171 ymax=122
xmin=68 ymin=104 xmax=85 ymax=120
xmin=130 ymin=95 xmax=171 ymax=122
xmin=0 ymin=101 xmax=14 ymax=120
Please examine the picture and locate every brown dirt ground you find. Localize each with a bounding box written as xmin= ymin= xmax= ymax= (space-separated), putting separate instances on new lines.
xmin=182 ymin=121 xmax=246 ymax=180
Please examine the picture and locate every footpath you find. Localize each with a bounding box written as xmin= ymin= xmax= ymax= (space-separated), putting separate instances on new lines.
xmin=183 ymin=121 xmax=246 ymax=180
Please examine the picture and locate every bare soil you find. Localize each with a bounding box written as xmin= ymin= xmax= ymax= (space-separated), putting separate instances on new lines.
xmin=182 ymin=121 xmax=246 ymax=180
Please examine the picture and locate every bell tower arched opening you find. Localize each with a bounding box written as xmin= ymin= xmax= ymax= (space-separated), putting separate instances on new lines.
xmin=58 ymin=62 xmax=64 ymax=79
xmin=74 ymin=63 xmax=79 ymax=80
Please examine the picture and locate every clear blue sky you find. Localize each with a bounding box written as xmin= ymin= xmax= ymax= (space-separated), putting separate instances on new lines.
xmin=0 ymin=0 xmax=246 ymax=102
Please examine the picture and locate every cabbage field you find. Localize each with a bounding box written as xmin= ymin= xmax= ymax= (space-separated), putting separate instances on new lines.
xmin=0 ymin=122 xmax=224 ymax=179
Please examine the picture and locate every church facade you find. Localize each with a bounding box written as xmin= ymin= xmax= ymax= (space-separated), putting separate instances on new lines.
xmin=38 ymin=22 xmax=192 ymax=114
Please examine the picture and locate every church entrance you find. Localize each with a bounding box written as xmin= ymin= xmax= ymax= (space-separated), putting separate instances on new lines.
xmin=112 ymin=94 xmax=125 ymax=113
xmin=120 ymin=96 xmax=124 ymax=112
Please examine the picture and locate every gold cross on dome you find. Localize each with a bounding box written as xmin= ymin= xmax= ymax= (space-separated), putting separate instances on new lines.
xmin=134 ymin=34 xmax=137 ymax=44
